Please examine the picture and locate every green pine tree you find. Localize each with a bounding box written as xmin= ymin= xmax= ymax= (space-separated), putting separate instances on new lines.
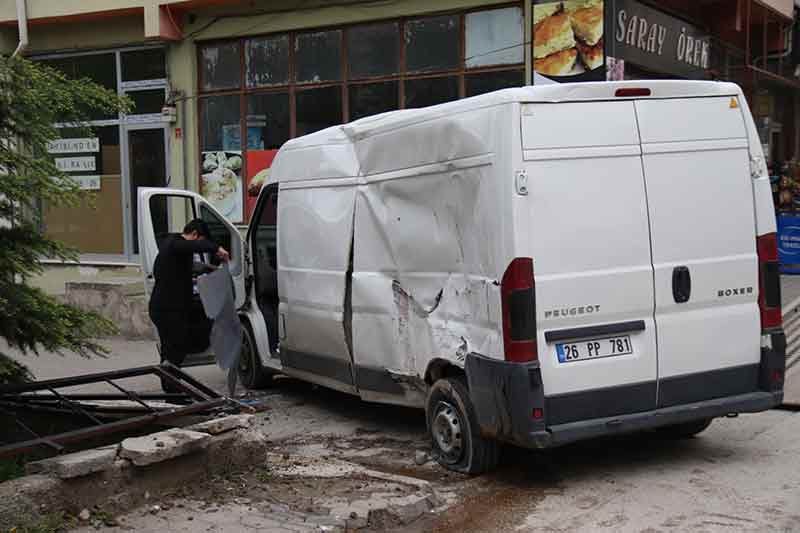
xmin=0 ymin=56 xmax=131 ymax=384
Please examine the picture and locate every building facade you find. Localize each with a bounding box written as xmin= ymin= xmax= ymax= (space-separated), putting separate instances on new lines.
xmin=1 ymin=0 xmax=797 ymax=264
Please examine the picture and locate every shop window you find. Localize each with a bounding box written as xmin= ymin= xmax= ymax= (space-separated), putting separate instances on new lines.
xmin=405 ymin=76 xmax=459 ymax=109
xmin=96 ymin=126 xmax=121 ymax=175
xmin=296 ymin=86 xmax=342 ymax=136
xmin=247 ymin=92 xmax=291 ymax=150
xmin=121 ymin=48 xmax=166 ymax=81
xmin=466 ymin=70 xmax=524 ymax=96
xmin=43 ymin=54 xmax=117 ymax=92
xmin=127 ymin=89 xmax=165 ymax=115
xmin=42 ymin=54 xmax=118 ymax=120
xmin=296 ymin=30 xmax=342 ymax=83
xmin=405 ymin=15 xmax=460 ymax=73
xmin=349 ymin=81 xmax=399 ymax=122
xmin=201 ymin=95 xmax=242 ymax=151
xmin=42 ymin=125 xmax=124 ymax=254
xmin=465 ymin=7 xmax=524 ymax=68
xmin=201 ymin=42 xmax=241 ymax=90
xmin=347 ymin=22 xmax=399 ymax=79
xmin=246 ymin=35 xmax=290 ymax=88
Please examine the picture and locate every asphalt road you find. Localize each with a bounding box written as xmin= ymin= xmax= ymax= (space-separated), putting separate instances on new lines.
xmin=8 ymin=277 xmax=800 ymax=531
xmin=8 ymin=338 xmax=799 ymax=532
xmin=426 ymin=410 xmax=800 ymax=532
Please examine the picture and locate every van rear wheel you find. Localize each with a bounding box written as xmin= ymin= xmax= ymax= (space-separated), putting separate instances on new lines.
xmin=426 ymin=376 xmax=499 ymax=475
xmin=656 ymin=418 xmax=713 ymax=439
xmin=238 ymin=322 xmax=273 ymax=390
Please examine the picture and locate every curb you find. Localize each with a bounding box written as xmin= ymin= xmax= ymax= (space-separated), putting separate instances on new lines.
xmin=1 ymin=415 xmax=264 ymax=529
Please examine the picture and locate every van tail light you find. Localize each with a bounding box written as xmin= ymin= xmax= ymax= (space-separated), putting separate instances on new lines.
xmin=757 ymin=233 xmax=782 ymax=331
xmin=501 ymin=257 xmax=538 ymax=362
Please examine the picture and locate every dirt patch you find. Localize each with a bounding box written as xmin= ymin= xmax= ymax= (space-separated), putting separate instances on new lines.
xmin=410 ymin=452 xmax=565 ymax=533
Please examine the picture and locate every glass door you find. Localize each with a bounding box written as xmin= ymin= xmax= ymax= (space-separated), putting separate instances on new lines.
xmin=124 ymin=125 xmax=168 ymax=254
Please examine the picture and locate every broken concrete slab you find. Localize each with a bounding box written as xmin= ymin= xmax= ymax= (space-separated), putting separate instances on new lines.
xmin=387 ymin=493 xmax=437 ymax=524
xmin=187 ymin=414 xmax=255 ymax=435
xmin=324 ymin=489 xmax=440 ymax=529
xmin=120 ymin=429 xmax=210 ymax=467
xmin=26 ymin=445 xmax=119 ymax=479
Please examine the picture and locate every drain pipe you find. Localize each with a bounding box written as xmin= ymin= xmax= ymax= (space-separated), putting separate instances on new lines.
xmin=12 ymin=0 xmax=28 ymax=57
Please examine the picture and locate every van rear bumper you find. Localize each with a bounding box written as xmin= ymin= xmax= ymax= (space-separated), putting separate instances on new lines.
xmin=464 ymin=351 xmax=783 ymax=450
xmin=541 ymin=390 xmax=781 ymax=448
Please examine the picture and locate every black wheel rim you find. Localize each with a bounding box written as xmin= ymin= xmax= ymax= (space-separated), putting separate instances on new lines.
xmin=239 ymin=330 xmax=253 ymax=378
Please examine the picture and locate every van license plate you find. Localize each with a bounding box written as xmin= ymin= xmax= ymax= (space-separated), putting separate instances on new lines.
xmin=556 ymin=336 xmax=632 ymax=363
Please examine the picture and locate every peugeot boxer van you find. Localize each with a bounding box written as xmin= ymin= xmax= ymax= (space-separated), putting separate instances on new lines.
xmin=139 ymin=81 xmax=785 ymax=474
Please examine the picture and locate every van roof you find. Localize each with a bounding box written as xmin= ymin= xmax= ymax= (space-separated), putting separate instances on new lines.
xmin=282 ymin=80 xmax=740 ymax=151
xmin=272 ymin=80 xmax=744 ymax=182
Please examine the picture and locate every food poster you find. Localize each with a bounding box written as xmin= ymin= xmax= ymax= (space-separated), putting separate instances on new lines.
xmin=201 ymin=151 xmax=244 ymax=223
xmin=533 ymin=0 xmax=605 ymax=82
xmin=245 ymin=150 xmax=279 ymax=221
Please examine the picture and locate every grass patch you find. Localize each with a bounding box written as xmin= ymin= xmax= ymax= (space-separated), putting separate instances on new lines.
xmin=4 ymin=512 xmax=76 ymax=533
xmin=255 ymin=467 xmax=272 ymax=484
xmin=0 ymin=456 xmax=26 ymax=483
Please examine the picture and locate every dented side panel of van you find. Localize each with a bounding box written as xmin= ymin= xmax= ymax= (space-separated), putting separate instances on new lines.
xmin=349 ymin=108 xmax=510 ymax=407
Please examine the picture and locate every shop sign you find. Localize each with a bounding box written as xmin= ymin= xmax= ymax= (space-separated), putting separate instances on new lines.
xmin=607 ymin=0 xmax=711 ymax=78
xmin=46 ymin=138 xmax=99 ymax=154
xmin=72 ymin=175 xmax=101 ymax=191
xmin=51 ymin=175 xmax=101 ymax=191
xmin=55 ymin=156 xmax=96 ymax=172
xmin=532 ymin=1 xmax=606 ymax=83
xmin=778 ymin=213 xmax=800 ymax=273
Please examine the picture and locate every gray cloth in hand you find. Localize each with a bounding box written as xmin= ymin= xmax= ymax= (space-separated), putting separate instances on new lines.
xmin=197 ymin=265 xmax=242 ymax=376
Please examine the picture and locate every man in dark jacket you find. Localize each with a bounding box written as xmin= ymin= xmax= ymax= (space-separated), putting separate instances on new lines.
xmin=149 ymin=219 xmax=230 ymax=393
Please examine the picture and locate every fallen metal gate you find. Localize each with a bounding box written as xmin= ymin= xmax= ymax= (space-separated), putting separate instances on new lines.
xmin=0 ymin=362 xmax=235 ymax=459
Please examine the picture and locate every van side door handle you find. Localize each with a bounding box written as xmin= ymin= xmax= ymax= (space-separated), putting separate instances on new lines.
xmin=672 ymin=266 xmax=691 ymax=303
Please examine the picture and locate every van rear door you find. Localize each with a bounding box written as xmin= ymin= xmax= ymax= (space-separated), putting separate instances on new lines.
xmin=522 ymin=101 xmax=659 ymax=425
xmin=634 ymin=96 xmax=760 ymax=407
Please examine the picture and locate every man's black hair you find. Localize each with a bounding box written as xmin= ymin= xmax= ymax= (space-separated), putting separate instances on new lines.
xmin=183 ymin=219 xmax=211 ymax=238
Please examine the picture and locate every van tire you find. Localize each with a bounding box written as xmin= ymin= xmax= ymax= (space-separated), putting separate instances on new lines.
xmin=656 ymin=418 xmax=713 ymax=439
xmin=238 ymin=321 xmax=273 ymax=389
xmin=426 ymin=376 xmax=499 ymax=475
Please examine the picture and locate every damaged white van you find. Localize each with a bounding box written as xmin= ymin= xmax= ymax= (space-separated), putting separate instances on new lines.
xmin=139 ymin=80 xmax=785 ymax=474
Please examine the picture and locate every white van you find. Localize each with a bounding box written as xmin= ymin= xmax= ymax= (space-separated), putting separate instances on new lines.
xmin=139 ymin=81 xmax=785 ymax=474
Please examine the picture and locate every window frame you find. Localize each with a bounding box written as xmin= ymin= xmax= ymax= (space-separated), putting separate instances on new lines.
xmin=196 ymin=2 xmax=524 ymax=151
xmin=32 ymin=45 xmax=168 ymax=260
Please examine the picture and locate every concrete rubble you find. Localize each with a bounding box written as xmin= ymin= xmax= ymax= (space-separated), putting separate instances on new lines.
xmin=264 ymin=451 xmax=442 ymax=530
xmin=1 ymin=415 xmax=267 ymax=529
xmin=120 ymin=428 xmax=211 ymax=466
xmin=26 ymin=445 xmax=119 ymax=479
xmin=187 ymin=413 xmax=256 ymax=434
xmin=4 ymin=412 xmax=447 ymax=532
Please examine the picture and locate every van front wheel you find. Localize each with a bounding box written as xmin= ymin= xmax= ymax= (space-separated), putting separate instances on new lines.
xmin=426 ymin=376 xmax=499 ymax=475
xmin=238 ymin=322 xmax=273 ymax=390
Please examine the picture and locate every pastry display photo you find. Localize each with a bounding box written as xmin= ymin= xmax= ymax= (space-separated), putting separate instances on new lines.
xmin=200 ymin=150 xmax=244 ymax=223
xmin=533 ymin=0 xmax=604 ymax=79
